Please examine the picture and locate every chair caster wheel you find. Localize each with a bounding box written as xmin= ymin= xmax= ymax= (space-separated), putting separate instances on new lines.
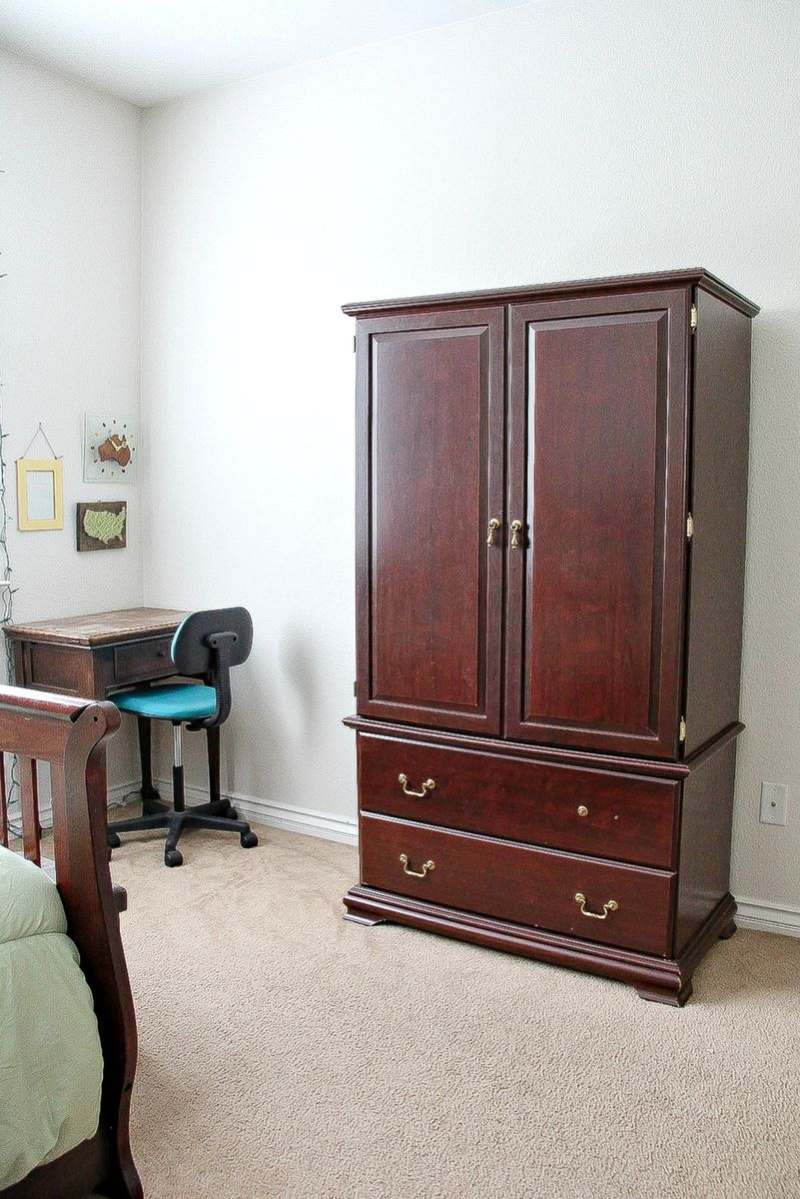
xmin=108 ymin=832 xmax=121 ymax=849
xmin=240 ymin=831 xmax=258 ymax=848
xmin=165 ymin=849 xmax=183 ymax=867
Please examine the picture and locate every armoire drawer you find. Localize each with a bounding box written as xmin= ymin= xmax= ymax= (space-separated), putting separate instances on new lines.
xmin=360 ymin=814 xmax=675 ymax=956
xmin=358 ymin=733 xmax=679 ymax=869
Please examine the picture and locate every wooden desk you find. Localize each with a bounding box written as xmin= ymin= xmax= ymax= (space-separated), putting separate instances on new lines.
xmin=4 ymin=607 xmax=190 ymax=699
xmin=4 ymin=607 xmax=192 ymax=802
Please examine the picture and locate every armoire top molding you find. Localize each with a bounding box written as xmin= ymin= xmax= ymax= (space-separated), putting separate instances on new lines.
xmin=342 ymin=267 xmax=760 ymax=319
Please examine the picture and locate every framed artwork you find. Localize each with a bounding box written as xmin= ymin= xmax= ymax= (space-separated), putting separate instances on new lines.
xmin=83 ymin=414 xmax=138 ymax=482
xmin=76 ymin=501 xmax=127 ymax=551
xmin=16 ymin=459 xmax=64 ymax=531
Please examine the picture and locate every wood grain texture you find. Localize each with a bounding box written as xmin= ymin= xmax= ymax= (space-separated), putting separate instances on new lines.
xmin=358 ymin=731 xmax=679 ymax=868
xmin=346 ymin=270 xmax=756 ymax=1005
xmin=0 ymin=686 xmax=141 ymax=1199
xmin=4 ymin=607 xmax=188 ymax=645
xmin=26 ymin=642 xmax=99 ymax=697
xmin=7 ymin=611 xmax=184 ymax=700
xmin=673 ymin=736 xmax=738 ymax=956
xmin=0 ymin=754 xmax=6 ymax=848
xmin=634 ymin=980 xmax=694 ymax=1007
xmin=356 ymin=307 xmax=505 ymax=733
xmin=344 ymin=713 xmax=692 ymax=780
xmin=525 ymin=312 xmax=661 ymax=730
xmin=371 ymin=326 xmax=483 ymax=709
xmin=135 ymin=714 xmax=159 ymax=801
xmin=342 ymin=268 xmax=759 ymax=319
xmin=19 ymin=755 xmax=41 ymax=865
xmin=682 ymin=288 xmax=752 ymax=756
xmin=360 ymin=813 xmax=675 ymax=956
xmin=113 ymin=636 xmax=173 ymax=684
xmin=0 ymin=1133 xmax=110 ymax=1199
xmin=505 ymin=288 xmax=689 ymax=758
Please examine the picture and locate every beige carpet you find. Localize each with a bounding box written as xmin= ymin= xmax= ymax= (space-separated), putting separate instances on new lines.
xmin=109 ymin=813 xmax=800 ymax=1199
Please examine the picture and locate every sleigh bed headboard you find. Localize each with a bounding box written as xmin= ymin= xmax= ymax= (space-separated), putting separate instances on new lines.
xmin=0 ymin=684 xmax=142 ymax=1199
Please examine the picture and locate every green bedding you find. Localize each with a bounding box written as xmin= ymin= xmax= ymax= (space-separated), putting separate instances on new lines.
xmin=0 ymin=845 xmax=104 ymax=1190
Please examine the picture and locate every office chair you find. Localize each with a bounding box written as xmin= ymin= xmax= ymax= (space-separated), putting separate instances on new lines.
xmin=107 ymin=606 xmax=259 ymax=867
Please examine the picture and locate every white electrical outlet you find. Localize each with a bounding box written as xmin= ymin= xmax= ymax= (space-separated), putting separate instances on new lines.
xmin=760 ymin=782 xmax=788 ymax=826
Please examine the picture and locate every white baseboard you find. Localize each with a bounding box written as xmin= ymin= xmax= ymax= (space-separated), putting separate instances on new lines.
xmin=5 ymin=779 xmax=143 ymax=836
xmin=7 ymin=779 xmax=358 ymax=848
xmin=735 ymin=898 xmax=800 ymax=939
xmin=108 ymin=780 xmax=143 ymax=807
xmin=152 ymin=777 xmax=358 ymax=846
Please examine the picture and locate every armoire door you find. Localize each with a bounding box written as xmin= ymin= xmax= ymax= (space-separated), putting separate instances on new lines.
xmin=356 ymin=306 xmax=505 ymax=734
xmin=504 ymin=288 xmax=690 ymax=758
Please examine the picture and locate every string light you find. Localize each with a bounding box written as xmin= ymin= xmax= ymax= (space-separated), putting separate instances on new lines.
xmin=0 ymin=175 xmax=21 ymax=824
xmin=0 ymin=413 xmax=17 ymax=668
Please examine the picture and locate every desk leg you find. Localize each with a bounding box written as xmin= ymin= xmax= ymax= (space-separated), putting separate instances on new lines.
xmin=137 ymin=715 xmax=162 ymax=807
xmin=206 ymin=725 xmax=221 ymax=805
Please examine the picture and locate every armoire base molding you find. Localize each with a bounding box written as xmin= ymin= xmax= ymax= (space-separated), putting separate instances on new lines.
xmin=343 ymin=885 xmax=738 ymax=1007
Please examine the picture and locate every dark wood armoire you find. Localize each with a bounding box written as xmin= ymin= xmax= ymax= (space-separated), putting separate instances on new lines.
xmin=342 ymin=269 xmax=758 ymax=1006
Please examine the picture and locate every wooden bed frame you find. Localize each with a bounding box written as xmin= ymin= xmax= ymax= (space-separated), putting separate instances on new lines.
xmin=0 ymin=685 xmax=142 ymax=1199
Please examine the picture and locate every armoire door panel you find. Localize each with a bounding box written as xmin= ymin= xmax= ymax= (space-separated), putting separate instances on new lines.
xmin=505 ymin=290 xmax=689 ymax=757
xmin=525 ymin=312 xmax=665 ymax=730
xmin=357 ymin=307 xmax=505 ymax=733
xmin=371 ymin=326 xmax=484 ymax=711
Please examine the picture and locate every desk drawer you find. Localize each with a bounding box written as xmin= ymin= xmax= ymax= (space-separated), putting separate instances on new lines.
xmin=360 ymin=813 xmax=674 ymax=956
xmin=358 ymin=734 xmax=678 ymax=869
xmin=113 ymin=637 xmax=175 ymax=686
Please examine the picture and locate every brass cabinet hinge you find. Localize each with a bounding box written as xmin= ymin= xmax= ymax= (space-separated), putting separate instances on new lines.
xmin=353 ymin=681 xmax=357 ymax=697
xmin=690 ymin=304 xmax=698 ymax=332
xmin=679 ymin=717 xmax=687 ymax=743
xmin=686 ymin=512 xmax=694 ymax=540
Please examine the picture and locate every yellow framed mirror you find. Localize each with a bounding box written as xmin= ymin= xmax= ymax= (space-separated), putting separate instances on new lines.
xmin=16 ymin=458 xmax=64 ymax=531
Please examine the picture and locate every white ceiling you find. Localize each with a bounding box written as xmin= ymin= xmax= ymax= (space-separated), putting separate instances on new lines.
xmin=0 ymin=0 xmax=532 ymax=107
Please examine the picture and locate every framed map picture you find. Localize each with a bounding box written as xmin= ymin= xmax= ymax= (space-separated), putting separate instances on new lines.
xmin=83 ymin=414 xmax=138 ymax=482
xmin=76 ymin=501 xmax=127 ymax=551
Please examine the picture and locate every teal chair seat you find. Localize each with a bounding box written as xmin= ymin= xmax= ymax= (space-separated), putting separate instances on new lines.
xmin=115 ymin=684 xmax=217 ymax=722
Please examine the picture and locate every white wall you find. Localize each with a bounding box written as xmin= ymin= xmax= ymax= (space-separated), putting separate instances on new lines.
xmin=142 ymin=0 xmax=800 ymax=918
xmin=0 ymin=48 xmax=143 ymax=788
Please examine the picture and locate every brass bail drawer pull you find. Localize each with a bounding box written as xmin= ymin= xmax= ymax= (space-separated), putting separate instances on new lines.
xmin=399 ymin=854 xmax=435 ymax=879
xmin=510 ymin=519 xmax=524 ymax=549
xmin=398 ymin=773 xmax=435 ymax=798
xmin=574 ymin=892 xmax=618 ymax=920
xmin=487 ymin=517 xmax=501 ymax=547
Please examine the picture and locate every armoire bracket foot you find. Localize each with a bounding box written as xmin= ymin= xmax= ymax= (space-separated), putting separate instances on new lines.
xmin=343 ymin=911 xmax=387 ymax=927
xmin=635 ymin=982 xmax=694 ymax=1007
